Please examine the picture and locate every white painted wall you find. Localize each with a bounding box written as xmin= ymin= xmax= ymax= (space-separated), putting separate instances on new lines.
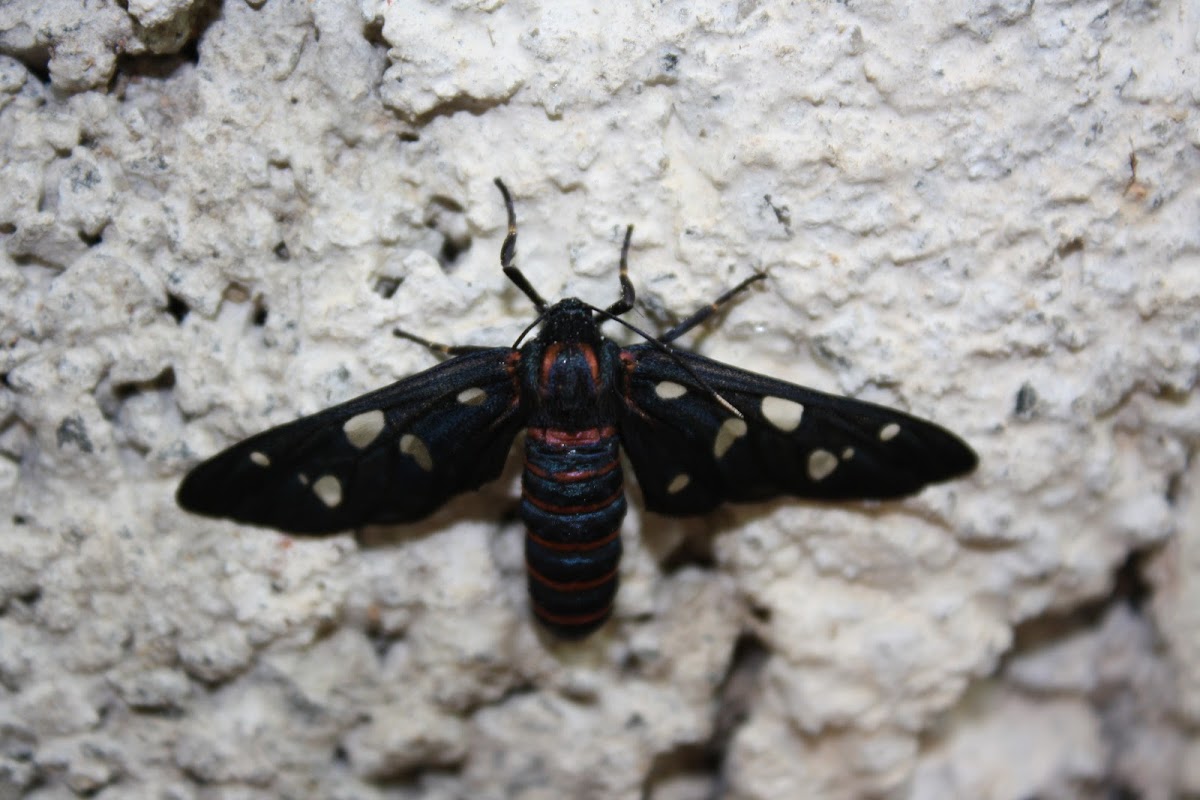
xmin=1 ymin=1 xmax=1197 ymax=797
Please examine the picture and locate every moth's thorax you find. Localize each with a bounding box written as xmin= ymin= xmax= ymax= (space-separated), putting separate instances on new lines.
xmin=521 ymin=322 xmax=620 ymax=429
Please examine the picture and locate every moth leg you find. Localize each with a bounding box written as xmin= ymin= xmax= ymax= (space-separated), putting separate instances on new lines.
xmin=659 ymin=272 xmax=768 ymax=343
xmin=493 ymin=178 xmax=548 ymax=311
xmin=604 ymin=225 xmax=636 ymax=316
xmin=392 ymin=327 xmax=495 ymax=357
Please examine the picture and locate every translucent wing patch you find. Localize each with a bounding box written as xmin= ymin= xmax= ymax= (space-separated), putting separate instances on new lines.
xmin=618 ymin=346 xmax=977 ymax=515
xmin=177 ymin=348 xmax=524 ymax=533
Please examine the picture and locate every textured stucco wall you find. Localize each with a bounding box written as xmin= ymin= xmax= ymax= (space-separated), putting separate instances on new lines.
xmin=1 ymin=1 xmax=1198 ymax=798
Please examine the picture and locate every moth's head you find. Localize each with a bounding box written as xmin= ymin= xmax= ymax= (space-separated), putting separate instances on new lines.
xmin=538 ymin=297 xmax=601 ymax=345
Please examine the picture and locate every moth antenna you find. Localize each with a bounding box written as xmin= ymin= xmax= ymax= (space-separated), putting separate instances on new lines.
xmin=511 ymin=307 xmax=550 ymax=349
xmin=586 ymin=303 xmax=744 ymax=419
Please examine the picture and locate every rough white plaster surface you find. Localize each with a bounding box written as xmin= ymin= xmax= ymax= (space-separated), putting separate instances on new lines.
xmin=0 ymin=0 xmax=1197 ymax=798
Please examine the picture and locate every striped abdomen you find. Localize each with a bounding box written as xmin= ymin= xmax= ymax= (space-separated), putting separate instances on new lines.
xmin=521 ymin=426 xmax=626 ymax=639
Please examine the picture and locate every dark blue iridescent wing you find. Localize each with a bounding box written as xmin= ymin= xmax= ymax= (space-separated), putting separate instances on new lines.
xmin=177 ymin=348 xmax=524 ymax=533
xmin=617 ymin=345 xmax=977 ymax=515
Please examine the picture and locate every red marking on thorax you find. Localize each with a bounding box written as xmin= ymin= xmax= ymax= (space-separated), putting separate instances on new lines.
xmin=539 ymin=343 xmax=601 ymax=389
xmin=527 ymin=426 xmax=616 ymax=446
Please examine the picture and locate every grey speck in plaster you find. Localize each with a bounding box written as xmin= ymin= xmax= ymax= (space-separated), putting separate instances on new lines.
xmin=1 ymin=1 xmax=1198 ymax=799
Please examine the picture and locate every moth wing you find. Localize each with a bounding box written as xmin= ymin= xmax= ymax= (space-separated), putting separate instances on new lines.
xmin=177 ymin=348 xmax=524 ymax=533
xmin=618 ymin=346 xmax=977 ymax=515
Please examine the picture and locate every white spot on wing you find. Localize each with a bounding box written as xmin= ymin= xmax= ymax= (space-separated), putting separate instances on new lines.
xmin=713 ymin=418 xmax=748 ymax=458
xmin=761 ymin=396 xmax=804 ymax=432
xmin=343 ymin=410 xmax=385 ymax=449
xmin=457 ymin=387 xmax=487 ymax=406
xmin=807 ymin=450 xmax=838 ymax=481
xmin=841 ymin=447 xmax=855 ymax=460
xmin=655 ymin=381 xmax=687 ymax=400
xmin=249 ymin=451 xmax=270 ymax=467
xmin=879 ymin=423 xmax=901 ymax=442
xmin=667 ymin=473 xmax=690 ymax=494
xmin=400 ymin=434 xmax=434 ymax=472
xmin=313 ymin=475 xmax=343 ymax=507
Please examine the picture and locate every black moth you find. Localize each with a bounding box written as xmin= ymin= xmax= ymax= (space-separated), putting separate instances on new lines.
xmin=178 ymin=179 xmax=977 ymax=639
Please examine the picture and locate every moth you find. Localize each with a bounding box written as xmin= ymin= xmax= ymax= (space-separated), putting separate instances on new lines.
xmin=177 ymin=180 xmax=977 ymax=639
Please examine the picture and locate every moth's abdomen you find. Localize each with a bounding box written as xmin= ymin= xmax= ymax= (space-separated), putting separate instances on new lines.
xmin=521 ymin=426 xmax=626 ymax=639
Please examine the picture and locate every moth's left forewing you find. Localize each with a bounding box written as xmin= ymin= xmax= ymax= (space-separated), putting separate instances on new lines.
xmin=177 ymin=348 xmax=525 ymax=533
xmin=617 ymin=346 xmax=977 ymax=515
